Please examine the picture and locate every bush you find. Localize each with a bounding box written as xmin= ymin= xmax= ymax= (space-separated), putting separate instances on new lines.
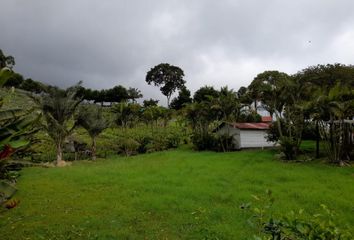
xmin=214 ymin=134 xmax=234 ymax=152
xmin=191 ymin=130 xmax=235 ymax=152
xmin=279 ymin=136 xmax=298 ymax=160
xmin=136 ymin=136 xmax=153 ymax=154
xmin=166 ymin=132 xmax=182 ymax=148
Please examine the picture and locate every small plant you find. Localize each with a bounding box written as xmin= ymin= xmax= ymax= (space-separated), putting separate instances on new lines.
xmin=118 ymin=138 xmax=139 ymax=157
xmin=241 ymin=190 xmax=353 ymax=240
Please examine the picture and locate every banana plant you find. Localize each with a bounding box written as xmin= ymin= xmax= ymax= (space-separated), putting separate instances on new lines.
xmin=0 ymin=68 xmax=41 ymax=175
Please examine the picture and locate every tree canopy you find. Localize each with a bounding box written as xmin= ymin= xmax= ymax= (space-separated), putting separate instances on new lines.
xmin=146 ymin=63 xmax=185 ymax=107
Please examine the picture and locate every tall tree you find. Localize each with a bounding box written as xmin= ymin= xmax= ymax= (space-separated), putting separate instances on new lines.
xmin=146 ymin=63 xmax=185 ymax=107
xmin=249 ymin=71 xmax=308 ymax=160
xmin=32 ymin=84 xmax=82 ymax=166
xmin=211 ymin=87 xmax=241 ymax=122
xmin=76 ymin=104 xmax=109 ymax=160
xmin=248 ymin=71 xmax=290 ymax=117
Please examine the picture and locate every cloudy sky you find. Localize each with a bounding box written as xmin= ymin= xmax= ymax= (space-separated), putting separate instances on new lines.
xmin=1 ymin=0 xmax=354 ymax=104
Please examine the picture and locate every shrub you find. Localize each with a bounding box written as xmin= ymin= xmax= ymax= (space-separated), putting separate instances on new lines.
xmin=166 ymin=132 xmax=182 ymax=148
xmin=136 ymin=136 xmax=153 ymax=154
xmin=214 ymin=134 xmax=234 ymax=152
xmin=118 ymin=138 xmax=139 ymax=156
xmin=278 ymin=136 xmax=298 ymax=160
xmin=191 ymin=132 xmax=217 ymax=151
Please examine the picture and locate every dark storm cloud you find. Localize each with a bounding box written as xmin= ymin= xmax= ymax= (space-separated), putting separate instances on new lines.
xmin=1 ymin=0 xmax=354 ymax=104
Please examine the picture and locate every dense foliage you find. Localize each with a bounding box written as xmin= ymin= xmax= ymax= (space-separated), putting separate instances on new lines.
xmin=146 ymin=63 xmax=186 ymax=107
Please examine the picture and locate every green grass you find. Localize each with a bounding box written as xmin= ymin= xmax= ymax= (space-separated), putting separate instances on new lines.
xmin=1 ymin=147 xmax=354 ymax=239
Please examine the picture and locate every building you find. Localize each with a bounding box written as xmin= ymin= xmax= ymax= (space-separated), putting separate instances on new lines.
xmin=215 ymin=122 xmax=275 ymax=150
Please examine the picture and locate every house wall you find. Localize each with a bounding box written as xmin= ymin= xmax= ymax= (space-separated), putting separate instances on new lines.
xmin=239 ymin=130 xmax=274 ymax=148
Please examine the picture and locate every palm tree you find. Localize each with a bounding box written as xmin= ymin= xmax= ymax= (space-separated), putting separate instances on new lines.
xmin=76 ymin=104 xmax=109 ymax=160
xmin=211 ymin=87 xmax=241 ymax=122
xmin=310 ymin=83 xmax=354 ymax=165
xmin=299 ymin=64 xmax=354 ymax=164
xmin=31 ymin=84 xmax=82 ymax=166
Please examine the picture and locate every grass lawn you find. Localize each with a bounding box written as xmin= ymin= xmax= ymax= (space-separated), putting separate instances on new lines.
xmin=1 ymin=146 xmax=354 ymax=239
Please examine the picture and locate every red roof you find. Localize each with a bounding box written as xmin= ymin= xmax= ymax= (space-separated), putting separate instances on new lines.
xmin=261 ymin=116 xmax=273 ymax=122
xmin=230 ymin=122 xmax=270 ymax=130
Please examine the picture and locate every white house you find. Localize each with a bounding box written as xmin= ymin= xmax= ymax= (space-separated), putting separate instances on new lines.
xmin=215 ymin=121 xmax=275 ymax=150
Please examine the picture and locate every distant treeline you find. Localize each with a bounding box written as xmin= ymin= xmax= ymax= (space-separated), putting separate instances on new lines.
xmin=2 ymin=72 xmax=143 ymax=105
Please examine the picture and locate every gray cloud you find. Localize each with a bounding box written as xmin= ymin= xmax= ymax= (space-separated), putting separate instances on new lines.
xmin=1 ymin=0 xmax=354 ymax=105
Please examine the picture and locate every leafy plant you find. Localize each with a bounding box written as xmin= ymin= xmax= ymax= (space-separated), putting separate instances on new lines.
xmin=118 ymin=138 xmax=139 ymax=157
xmin=76 ymin=104 xmax=109 ymax=160
xmin=1 ymin=68 xmax=41 ymax=178
xmin=241 ymin=190 xmax=353 ymax=239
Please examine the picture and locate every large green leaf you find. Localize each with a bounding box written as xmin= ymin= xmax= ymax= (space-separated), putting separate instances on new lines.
xmin=8 ymin=139 xmax=30 ymax=149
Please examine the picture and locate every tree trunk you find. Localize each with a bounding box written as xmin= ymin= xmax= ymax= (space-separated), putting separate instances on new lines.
xmin=56 ymin=143 xmax=65 ymax=166
xmin=167 ymin=95 xmax=171 ymax=108
xmin=316 ymin=120 xmax=320 ymax=158
xmin=91 ymin=136 xmax=97 ymax=160
xmin=254 ymin=100 xmax=257 ymax=114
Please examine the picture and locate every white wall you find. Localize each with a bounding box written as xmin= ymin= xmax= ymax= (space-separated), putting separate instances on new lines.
xmin=240 ymin=130 xmax=274 ymax=148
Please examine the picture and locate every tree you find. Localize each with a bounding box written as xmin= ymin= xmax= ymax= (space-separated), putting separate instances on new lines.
xmin=106 ymin=85 xmax=129 ymax=104
xmin=0 ymin=49 xmax=15 ymax=70
xmin=31 ymin=84 xmax=82 ymax=166
xmin=20 ymin=78 xmax=44 ymax=93
xmin=249 ymin=71 xmax=307 ymax=160
xmin=76 ymin=104 xmax=109 ymax=160
xmin=146 ymin=63 xmax=185 ymax=107
xmin=193 ymin=86 xmax=219 ymax=103
xmin=170 ymin=86 xmax=192 ymax=110
xmin=248 ymin=71 xmax=290 ymax=117
xmin=211 ymin=87 xmax=241 ymax=122
xmin=127 ymin=87 xmax=143 ymax=102
xmin=111 ymin=102 xmax=141 ymax=128
xmin=298 ymin=64 xmax=354 ymax=164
